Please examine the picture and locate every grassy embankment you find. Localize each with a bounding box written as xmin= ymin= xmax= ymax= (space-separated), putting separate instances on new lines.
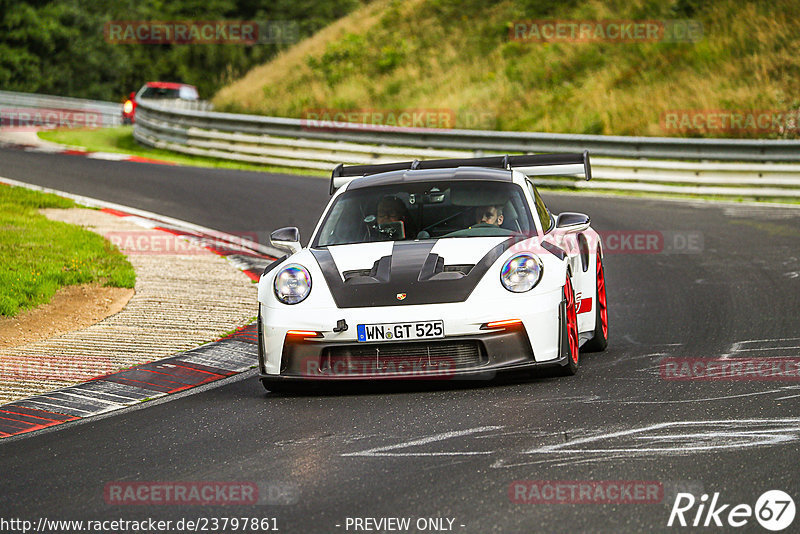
xmin=40 ymin=0 xmax=800 ymax=204
xmin=0 ymin=186 xmax=135 ymax=317
xmin=214 ymin=0 xmax=800 ymax=139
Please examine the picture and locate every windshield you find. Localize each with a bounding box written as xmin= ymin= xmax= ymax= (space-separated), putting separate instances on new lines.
xmin=313 ymin=180 xmax=535 ymax=247
xmin=138 ymin=87 xmax=182 ymax=99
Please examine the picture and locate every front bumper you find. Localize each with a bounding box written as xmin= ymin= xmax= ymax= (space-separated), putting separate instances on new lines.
xmin=259 ymin=287 xmax=564 ymax=377
xmin=258 ymin=318 xmax=572 ymax=382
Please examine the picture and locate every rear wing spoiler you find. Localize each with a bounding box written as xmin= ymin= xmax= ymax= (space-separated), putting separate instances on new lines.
xmin=329 ymin=151 xmax=591 ymax=194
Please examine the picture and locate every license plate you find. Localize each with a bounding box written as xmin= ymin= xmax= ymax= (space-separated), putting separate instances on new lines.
xmin=357 ymin=320 xmax=444 ymax=342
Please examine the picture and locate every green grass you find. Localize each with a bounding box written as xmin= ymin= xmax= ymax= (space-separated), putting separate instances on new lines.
xmin=37 ymin=127 xmax=328 ymax=177
xmin=0 ymin=185 xmax=136 ymax=317
xmin=214 ymin=0 xmax=800 ymax=140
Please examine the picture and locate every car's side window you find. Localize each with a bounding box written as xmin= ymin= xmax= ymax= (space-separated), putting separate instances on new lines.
xmin=527 ymin=180 xmax=553 ymax=233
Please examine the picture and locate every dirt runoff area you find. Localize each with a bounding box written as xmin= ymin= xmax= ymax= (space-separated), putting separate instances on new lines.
xmin=0 ymin=284 xmax=134 ymax=349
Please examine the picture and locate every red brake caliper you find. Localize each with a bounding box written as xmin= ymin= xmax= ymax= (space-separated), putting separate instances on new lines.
xmin=597 ymin=253 xmax=608 ymax=338
xmin=565 ymin=277 xmax=579 ymax=363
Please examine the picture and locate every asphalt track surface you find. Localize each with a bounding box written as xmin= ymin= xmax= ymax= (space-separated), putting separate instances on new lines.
xmin=1 ymin=147 xmax=800 ymax=533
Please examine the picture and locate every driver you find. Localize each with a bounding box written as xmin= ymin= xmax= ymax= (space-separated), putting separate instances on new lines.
xmin=474 ymin=205 xmax=504 ymax=227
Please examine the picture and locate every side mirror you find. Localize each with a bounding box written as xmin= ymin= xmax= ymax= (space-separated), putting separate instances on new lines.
xmin=555 ymin=212 xmax=591 ymax=233
xmin=270 ymin=227 xmax=302 ymax=255
xmin=129 ymin=92 xmax=136 ymax=100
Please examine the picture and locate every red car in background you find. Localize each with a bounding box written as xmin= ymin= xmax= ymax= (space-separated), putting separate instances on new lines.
xmin=122 ymin=82 xmax=199 ymax=124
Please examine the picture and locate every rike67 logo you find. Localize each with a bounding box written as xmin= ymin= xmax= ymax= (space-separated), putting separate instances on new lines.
xmin=668 ymin=490 xmax=795 ymax=531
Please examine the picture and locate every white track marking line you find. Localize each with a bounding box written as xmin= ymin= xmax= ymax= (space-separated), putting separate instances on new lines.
xmin=610 ymin=389 xmax=793 ymax=404
xmin=737 ymin=338 xmax=800 ymax=345
xmin=523 ymin=419 xmax=800 ymax=454
xmin=13 ymin=399 xmax=93 ymax=417
xmin=721 ymin=337 xmax=800 ymax=358
xmin=735 ymin=346 xmax=800 ymax=352
xmin=342 ymin=426 xmax=503 ymax=457
xmin=86 ymin=152 xmax=131 ymax=161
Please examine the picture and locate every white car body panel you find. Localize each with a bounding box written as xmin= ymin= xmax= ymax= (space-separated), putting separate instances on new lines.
xmin=258 ymin=158 xmax=605 ymax=381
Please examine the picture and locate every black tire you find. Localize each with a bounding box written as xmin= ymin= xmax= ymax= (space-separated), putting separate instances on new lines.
xmin=582 ymin=248 xmax=608 ymax=353
xmin=556 ymin=274 xmax=580 ymax=376
xmin=260 ymin=379 xmax=298 ymax=394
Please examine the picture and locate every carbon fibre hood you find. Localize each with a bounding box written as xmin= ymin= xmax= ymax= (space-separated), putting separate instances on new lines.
xmin=310 ymin=237 xmax=520 ymax=308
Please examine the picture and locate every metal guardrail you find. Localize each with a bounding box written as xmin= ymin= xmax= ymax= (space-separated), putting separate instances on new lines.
xmin=135 ymin=101 xmax=800 ymax=161
xmin=0 ymin=90 xmax=122 ymax=127
xmin=138 ymin=98 xmax=214 ymax=113
xmin=134 ymin=100 xmax=800 ymax=198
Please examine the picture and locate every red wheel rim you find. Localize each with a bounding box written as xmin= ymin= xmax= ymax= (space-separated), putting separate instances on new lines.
xmin=565 ymin=276 xmax=579 ymax=363
xmin=597 ymin=252 xmax=608 ymax=339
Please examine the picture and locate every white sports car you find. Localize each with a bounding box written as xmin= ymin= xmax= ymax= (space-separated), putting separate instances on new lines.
xmin=257 ymin=153 xmax=607 ymax=391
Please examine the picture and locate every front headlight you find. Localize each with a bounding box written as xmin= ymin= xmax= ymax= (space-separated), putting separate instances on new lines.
xmin=123 ymin=100 xmax=134 ymax=114
xmin=500 ymin=254 xmax=543 ymax=293
xmin=273 ymin=264 xmax=312 ymax=304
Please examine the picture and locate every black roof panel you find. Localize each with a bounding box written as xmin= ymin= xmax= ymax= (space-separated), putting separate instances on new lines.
xmin=346 ymin=166 xmax=513 ymax=190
